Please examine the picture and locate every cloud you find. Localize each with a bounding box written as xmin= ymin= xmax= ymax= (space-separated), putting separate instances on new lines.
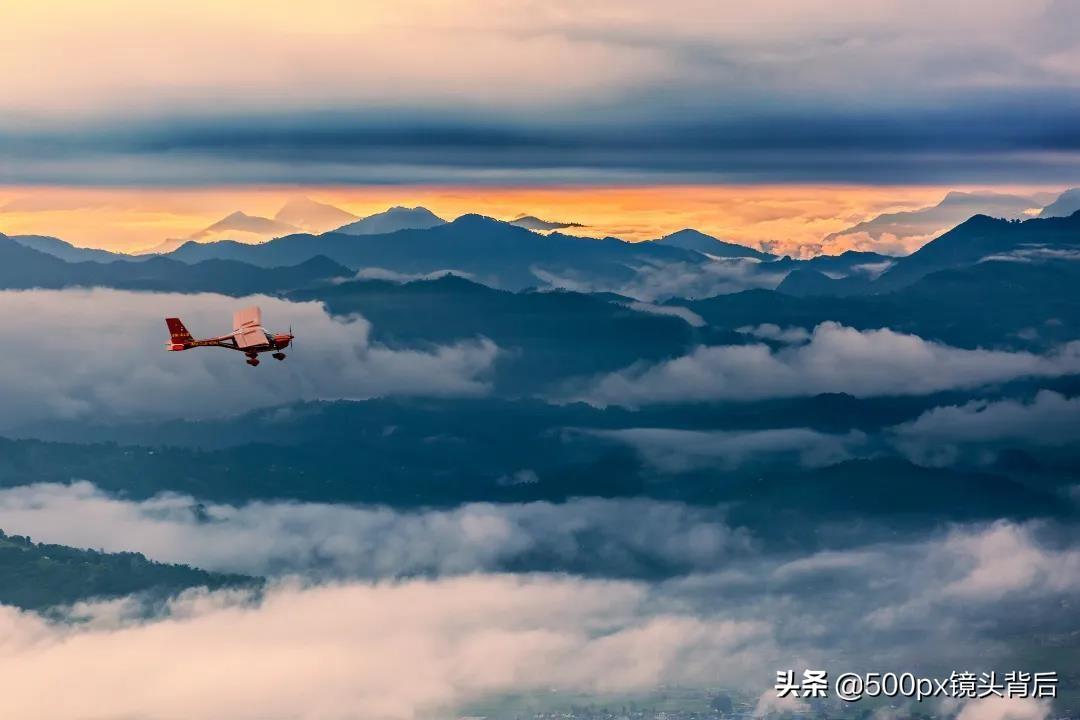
xmin=0 ymin=289 xmax=497 ymax=428
xmin=0 ymin=576 xmax=772 ymax=720
xmin=736 ymin=324 xmax=811 ymax=344
xmin=626 ymin=301 xmax=706 ymax=327
xmin=351 ymin=267 xmax=477 ymax=283
xmin=863 ymin=521 xmax=1080 ymax=630
xmin=3 ymin=1 xmax=1080 ymax=185
xmin=587 ymin=427 xmax=865 ymax=473
xmin=770 ymin=550 xmax=881 ymax=581
xmin=955 ymin=697 xmax=1051 ymax=720
xmin=936 ymin=521 xmax=1080 ymax=599
xmin=573 ymin=322 xmax=1080 ymax=407
xmin=752 ymin=689 xmax=809 ymax=718
xmin=533 ymin=257 xmax=785 ymax=302
xmin=0 ymin=483 xmax=752 ymax=578
xmin=822 ymin=192 xmax=1042 ymax=256
xmin=981 ymin=245 xmax=1080 ymax=263
xmin=0 ymin=505 xmax=1076 ymax=719
xmin=892 ymin=390 xmax=1080 ymax=465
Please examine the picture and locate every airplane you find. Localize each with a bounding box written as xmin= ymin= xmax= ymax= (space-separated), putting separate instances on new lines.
xmin=165 ymin=306 xmax=294 ymax=366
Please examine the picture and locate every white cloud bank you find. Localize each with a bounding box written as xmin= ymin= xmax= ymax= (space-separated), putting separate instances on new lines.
xmin=0 ymin=515 xmax=1074 ymax=719
xmin=0 ymin=485 xmax=1076 ymax=720
xmin=533 ymin=257 xmax=786 ymax=302
xmin=0 ymin=483 xmax=750 ymax=577
xmin=574 ymin=323 xmax=1080 ymax=407
xmin=893 ymin=390 xmax=1080 ymax=465
xmin=626 ymin=301 xmax=706 ymax=327
xmin=0 ymin=288 xmax=497 ymax=428
xmin=0 ymin=576 xmax=770 ymax=720
xmin=589 ymin=427 xmax=865 ymax=473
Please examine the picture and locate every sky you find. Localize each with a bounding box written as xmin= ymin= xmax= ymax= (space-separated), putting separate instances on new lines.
xmin=0 ymin=1 xmax=1078 ymax=252
xmin=0 ymin=183 xmax=1065 ymax=254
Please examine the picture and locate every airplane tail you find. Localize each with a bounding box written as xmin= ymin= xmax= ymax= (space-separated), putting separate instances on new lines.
xmin=165 ymin=317 xmax=194 ymax=350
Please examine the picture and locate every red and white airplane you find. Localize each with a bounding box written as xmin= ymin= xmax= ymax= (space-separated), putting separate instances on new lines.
xmin=166 ymin=306 xmax=294 ymax=366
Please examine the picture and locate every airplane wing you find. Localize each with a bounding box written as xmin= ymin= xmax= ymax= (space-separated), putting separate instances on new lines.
xmin=232 ymin=306 xmax=266 ymax=349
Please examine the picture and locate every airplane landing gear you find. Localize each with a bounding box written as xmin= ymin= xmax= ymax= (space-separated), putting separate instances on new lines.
xmin=272 ymin=352 xmax=286 ymax=361
xmin=246 ymin=357 xmax=260 ymax=367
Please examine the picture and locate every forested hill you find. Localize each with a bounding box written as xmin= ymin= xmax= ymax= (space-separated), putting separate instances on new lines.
xmin=0 ymin=529 xmax=254 ymax=610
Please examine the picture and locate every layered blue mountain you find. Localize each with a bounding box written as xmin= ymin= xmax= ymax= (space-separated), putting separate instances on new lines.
xmin=169 ymin=214 xmax=707 ymax=290
xmin=8 ymin=233 xmax=130 ymax=263
xmin=508 ymin=215 xmax=584 ymax=231
xmin=779 ymin=211 xmax=1080 ymax=297
xmin=824 ymin=190 xmax=1040 ymax=247
xmin=289 ymin=274 xmax=703 ymax=392
xmin=651 ymin=228 xmax=774 ymax=260
xmin=873 ymin=210 xmax=1080 ymax=290
xmin=698 ymin=254 xmax=1080 ymax=351
xmin=3 ymin=399 xmax=1066 ymax=543
xmin=334 ymin=206 xmax=446 ymax=235
xmin=0 ymin=234 xmax=348 ymax=294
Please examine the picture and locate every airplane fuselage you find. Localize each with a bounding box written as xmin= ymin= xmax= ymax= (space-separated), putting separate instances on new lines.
xmin=168 ymin=330 xmax=292 ymax=354
xmin=166 ymin=309 xmax=293 ymax=366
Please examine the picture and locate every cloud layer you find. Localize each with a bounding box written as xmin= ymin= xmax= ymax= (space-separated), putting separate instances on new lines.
xmin=588 ymin=427 xmax=865 ymax=473
xmin=0 ymin=575 xmax=770 ymax=720
xmin=2 ymin=1 xmax=1079 ymax=184
xmin=533 ymin=257 xmax=786 ymax=301
xmin=0 ymin=484 xmax=751 ymax=578
xmin=0 ymin=289 xmax=496 ymax=428
xmin=893 ymin=390 xmax=1080 ymax=465
xmin=0 ymin=510 xmax=1076 ymax=719
xmin=575 ymin=323 xmax=1080 ymax=407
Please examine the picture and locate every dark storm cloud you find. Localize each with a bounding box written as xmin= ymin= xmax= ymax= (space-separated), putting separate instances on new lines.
xmin=4 ymin=0 xmax=1080 ymax=185
xmin=4 ymin=93 xmax=1080 ymax=185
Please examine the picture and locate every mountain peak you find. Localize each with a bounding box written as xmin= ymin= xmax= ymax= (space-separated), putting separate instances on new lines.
xmin=334 ymin=206 xmax=446 ymax=236
xmin=274 ymin=197 xmax=357 ymax=233
xmin=508 ymin=215 xmax=585 ymax=232
xmin=874 ymin=210 xmax=1080 ymax=290
xmin=450 ymin=213 xmax=505 ymax=226
xmin=1039 ymin=187 xmax=1080 ymax=218
xmin=189 ymin=211 xmax=297 ymax=242
xmin=653 ymin=228 xmax=772 ymax=260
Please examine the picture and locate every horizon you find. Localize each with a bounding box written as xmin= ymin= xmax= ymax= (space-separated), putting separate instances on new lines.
xmin=5 ymin=2 xmax=1077 ymax=258
xmin=3 ymin=4 xmax=1079 ymax=719
xmin=0 ymin=183 xmax=1071 ymax=256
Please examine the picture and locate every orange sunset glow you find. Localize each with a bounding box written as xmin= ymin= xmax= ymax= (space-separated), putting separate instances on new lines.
xmin=0 ymin=184 xmax=1062 ymax=257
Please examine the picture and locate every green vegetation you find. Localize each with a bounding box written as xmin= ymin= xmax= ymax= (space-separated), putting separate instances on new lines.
xmin=0 ymin=529 xmax=254 ymax=610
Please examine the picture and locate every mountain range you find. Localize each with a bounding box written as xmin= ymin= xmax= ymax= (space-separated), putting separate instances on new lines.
xmin=2 ymin=195 xmax=1079 ymax=618
xmin=137 ymin=197 xmax=362 ymax=254
xmin=652 ymin=228 xmax=773 ymax=259
xmin=781 ymin=211 xmax=1080 ymax=297
xmin=16 ymin=186 xmax=1078 ymax=269
xmin=6 ymin=205 xmax=1080 ymax=312
xmin=508 ymin=215 xmax=585 ymax=232
xmin=0 ymin=233 xmax=349 ymax=295
xmin=335 ymin=206 xmax=446 ymax=235
xmin=165 ymin=213 xmax=712 ymax=291
xmin=821 ymin=190 xmax=1046 ymax=254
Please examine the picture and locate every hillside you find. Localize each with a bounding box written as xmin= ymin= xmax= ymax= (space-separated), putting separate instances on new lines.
xmin=168 ymin=214 xmax=707 ymax=290
xmin=0 ymin=529 xmax=252 ymax=610
xmin=0 ymin=236 xmax=349 ymax=294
